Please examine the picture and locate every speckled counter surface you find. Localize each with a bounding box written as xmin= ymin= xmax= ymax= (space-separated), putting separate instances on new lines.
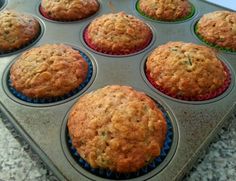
xmin=0 ymin=113 xmax=57 ymax=181
xmin=0 ymin=112 xmax=235 ymax=181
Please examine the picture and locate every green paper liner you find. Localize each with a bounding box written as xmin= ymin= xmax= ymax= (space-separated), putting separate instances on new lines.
xmin=194 ymin=22 xmax=236 ymax=53
xmin=136 ymin=0 xmax=195 ymax=22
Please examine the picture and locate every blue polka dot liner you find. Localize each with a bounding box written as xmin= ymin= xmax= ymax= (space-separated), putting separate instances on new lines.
xmin=7 ymin=50 xmax=93 ymax=104
xmin=66 ymin=102 xmax=173 ymax=179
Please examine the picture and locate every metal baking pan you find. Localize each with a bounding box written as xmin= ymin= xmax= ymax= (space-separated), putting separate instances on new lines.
xmin=0 ymin=0 xmax=236 ymax=180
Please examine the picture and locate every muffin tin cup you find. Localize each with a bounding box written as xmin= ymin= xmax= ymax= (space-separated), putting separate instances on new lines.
xmin=141 ymin=52 xmax=235 ymax=104
xmin=0 ymin=15 xmax=44 ymax=57
xmin=38 ymin=0 xmax=101 ymax=23
xmin=61 ymin=96 xmax=178 ymax=180
xmin=83 ymin=27 xmax=153 ymax=56
xmin=134 ymin=0 xmax=197 ymax=23
xmin=1 ymin=0 xmax=236 ymax=181
xmin=192 ymin=18 xmax=236 ymax=54
xmin=145 ymin=63 xmax=231 ymax=101
xmin=81 ymin=24 xmax=156 ymax=57
xmin=2 ymin=45 xmax=97 ymax=107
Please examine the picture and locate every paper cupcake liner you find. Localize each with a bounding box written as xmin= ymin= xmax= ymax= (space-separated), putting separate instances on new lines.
xmin=194 ymin=23 xmax=236 ymax=53
xmin=136 ymin=0 xmax=195 ymax=22
xmin=39 ymin=5 xmax=75 ymax=22
xmin=0 ymin=26 xmax=42 ymax=56
xmin=67 ymin=102 xmax=173 ymax=179
xmin=146 ymin=62 xmax=231 ymax=101
xmin=39 ymin=5 xmax=99 ymax=22
xmin=7 ymin=50 xmax=93 ymax=104
xmin=39 ymin=5 xmax=54 ymax=20
xmin=83 ymin=27 xmax=153 ymax=55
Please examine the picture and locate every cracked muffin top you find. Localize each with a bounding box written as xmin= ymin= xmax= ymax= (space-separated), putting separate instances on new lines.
xmin=67 ymin=85 xmax=167 ymax=173
xmin=40 ymin=0 xmax=99 ymax=21
xmin=138 ymin=0 xmax=192 ymax=21
xmin=85 ymin=12 xmax=152 ymax=55
xmin=0 ymin=10 xmax=40 ymax=53
xmin=146 ymin=42 xmax=228 ymax=100
xmin=10 ymin=44 xmax=88 ymax=98
xmin=196 ymin=11 xmax=236 ymax=51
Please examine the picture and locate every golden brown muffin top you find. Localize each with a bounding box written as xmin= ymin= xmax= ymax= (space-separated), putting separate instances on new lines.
xmin=196 ymin=11 xmax=236 ymax=51
xmin=10 ymin=44 xmax=88 ymax=98
xmin=0 ymin=10 xmax=40 ymax=52
xmin=139 ymin=0 xmax=191 ymax=21
xmin=41 ymin=0 xmax=99 ymax=21
xmin=68 ymin=85 xmax=167 ymax=173
xmin=86 ymin=12 xmax=152 ymax=54
xmin=146 ymin=42 xmax=227 ymax=98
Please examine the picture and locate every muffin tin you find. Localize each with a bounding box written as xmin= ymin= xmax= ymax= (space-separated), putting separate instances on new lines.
xmin=0 ymin=0 xmax=236 ymax=180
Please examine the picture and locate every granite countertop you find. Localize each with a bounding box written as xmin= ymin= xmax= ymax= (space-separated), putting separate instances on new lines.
xmin=0 ymin=112 xmax=235 ymax=181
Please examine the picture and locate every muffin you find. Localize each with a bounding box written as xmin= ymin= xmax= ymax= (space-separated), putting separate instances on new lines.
xmin=196 ymin=11 xmax=236 ymax=51
xmin=84 ymin=12 xmax=153 ymax=55
xmin=138 ymin=0 xmax=192 ymax=21
xmin=67 ymin=85 xmax=167 ymax=173
xmin=40 ymin=0 xmax=99 ymax=21
xmin=146 ymin=42 xmax=230 ymax=101
xmin=0 ymin=10 xmax=40 ymax=53
xmin=10 ymin=44 xmax=88 ymax=99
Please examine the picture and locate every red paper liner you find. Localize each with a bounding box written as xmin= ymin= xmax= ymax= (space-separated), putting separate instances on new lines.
xmin=84 ymin=27 xmax=153 ymax=55
xmin=39 ymin=5 xmax=54 ymax=20
xmin=146 ymin=62 xmax=231 ymax=101
xmin=39 ymin=5 xmax=91 ymax=22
